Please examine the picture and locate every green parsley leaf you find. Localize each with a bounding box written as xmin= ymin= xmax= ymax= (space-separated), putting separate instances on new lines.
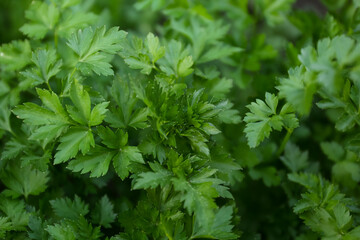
xmin=280 ymin=142 xmax=309 ymax=172
xmin=244 ymin=92 xmax=298 ymax=148
xmin=0 ymin=197 xmax=30 ymax=231
xmin=0 ymin=161 xmax=48 ymax=198
xmin=67 ymin=26 xmax=127 ymax=76
xmin=0 ymin=217 xmax=12 ymax=239
xmin=0 ymin=40 xmax=32 ymax=71
xmin=91 ymin=195 xmax=117 ymax=228
xmin=277 ymin=66 xmax=317 ymax=115
xmin=106 ymin=77 xmax=148 ymax=129
xmin=158 ymin=40 xmax=194 ymax=77
xmin=21 ymin=49 xmax=62 ymax=87
xmin=192 ymin=206 xmax=239 ymax=239
xmin=45 ymin=223 xmax=76 ymax=240
xmin=54 ymin=126 xmax=94 ymax=164
xmin=28 ymin=216 xmax=49 ymax=240
xmin=20 ymin=1 xmax=59 ymax=39
xmin=67 ymin=146 xmax=114 ymax=177
xmin=133 ymin=162 xmax=172 ymax=190
xmin=50 ymin=195 xmax=89 ymax=220
xmin=113 ymin=146 xmax=144 ymax=180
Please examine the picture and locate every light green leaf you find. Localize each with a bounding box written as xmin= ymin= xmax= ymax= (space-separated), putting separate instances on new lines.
xmin=20 ymin=1 xmax=60 ymax=39
xmin=54 ymin=127 xmax=94 ymax=164
xmin=260 ymin=0 xmax=295 ymax=26
xmin=192 ymin=206 xmax=238 ymax=239
xmin=22 ymin=49 xmax=62 ymax=85
xmin=13 ymin=103 xmax=64 ymax=125
xmin=67 ymin=26 xmax=127 ymax=76
xmin=146 ymin=32 xmax=165 ymax=63
xmin=67 ymin=80 xmax=91 ymax=125
xmin=133 ymin=162 xmax=172 ymax=189
xmin=89 ymin=102 xmax=109 ymax=126
xmin=13 ymin=89 xmax=69 ymax=127
xmin=37 ymin=88 xmax=69 ymax=121
xmin=201 ymin=122 xmax=221 ymax=135
xmin=216 ymin=101 xmax=241 ymax=124
xmin=106 ymin=77 xmax=149 ymax=129
xmin=67 ymin=146 xmax=115 ymax=177
xmin=182 ymin=128 xmax=209 ymax=156
xmin=333 ymin=204 xmax=352 ymax=231
xmin=159 ymin=40 xmax=193 ymax=77
xmin=172 ymin=177 xmax=218 ymax=229
xmin=0 ymin=40 xmax=32 ymax=71
xmin=0 ymin=217 xmax=12 ymax=239
xmin=209 ymin=78 xmax=233 ymax=100
xmin=277 ymin=66 xmax=317 ymax=115
xmin=244 ymin=92 xmax=298 ymax=148
xmin=57 ymin=11 xmax=97 ymax=38
xmin=113 ymin=146 xmax=144 ymax=180
xmin=178 ymin=55 xmax=194 ymax=77
xmin=197 ymin=43 xmax=241 ymax=64
xmin=30 ymin=124 xmax=68 ymax=147
xmin=97 ymin=126 xmax=127 ymax=149
xmin=123 ymin=57 xmax=153 ymax=75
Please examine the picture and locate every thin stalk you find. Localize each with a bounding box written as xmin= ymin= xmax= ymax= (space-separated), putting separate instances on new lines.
xmin=69 ymin=67 xmax=77 ymax=80
xmin=276 ymin=128 xmax=293 ymax=157
xmin=54 ymin=30 xmax=58 ymax=48
xmin=46 ymin=81 xmax=52 ymax=91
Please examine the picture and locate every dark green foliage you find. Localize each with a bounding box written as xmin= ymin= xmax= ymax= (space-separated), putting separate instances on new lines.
xmin=1 ymin=0 xmax=360 ymax=239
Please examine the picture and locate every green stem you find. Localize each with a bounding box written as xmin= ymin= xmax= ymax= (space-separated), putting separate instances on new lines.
xmin=160 ymin=215 xmax=173 ymax=240
xmin=6 ymin=127 xmax=18 ymax=139
xmin=276 ymin=128 xmax=293 ymax=157
xmin=54 ymin=30 xmax=58 ymax=48
xmin=46 ymin=81 xmax=52 ymax=91
xmin=153 ymin=64 xmax=160 ymax=72
xmin=69 ymin=67 xmax=77 ymax=80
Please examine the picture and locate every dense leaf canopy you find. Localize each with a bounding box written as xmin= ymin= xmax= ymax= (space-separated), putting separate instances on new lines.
xmin=0 ymin=0 xmax=360 ymax=239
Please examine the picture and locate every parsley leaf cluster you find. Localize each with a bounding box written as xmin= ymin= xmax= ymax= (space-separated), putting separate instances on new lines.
xmin=1 ymin=0 xmax=360 ymax=239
